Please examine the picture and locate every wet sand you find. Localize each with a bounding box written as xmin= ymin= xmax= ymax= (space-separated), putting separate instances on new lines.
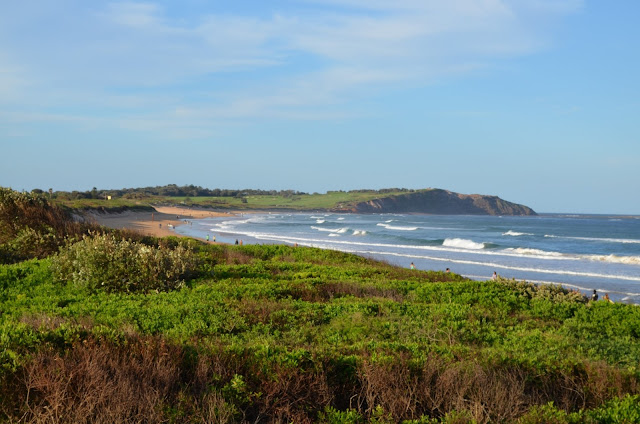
xmin=88 ymin=206 xmax=235 ymax=242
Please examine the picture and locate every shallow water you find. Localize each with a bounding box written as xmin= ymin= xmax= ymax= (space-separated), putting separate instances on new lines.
xmin=175 ymin=213 xmax=640 ymax=304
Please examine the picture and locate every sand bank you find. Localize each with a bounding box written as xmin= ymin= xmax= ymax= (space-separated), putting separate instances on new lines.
xmin=88 ymin=206 xmax=235 ymax=242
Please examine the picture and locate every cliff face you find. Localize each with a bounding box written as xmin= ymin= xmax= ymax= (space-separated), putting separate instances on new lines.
xmin=342 ymin=189 xmax=536 ymax=216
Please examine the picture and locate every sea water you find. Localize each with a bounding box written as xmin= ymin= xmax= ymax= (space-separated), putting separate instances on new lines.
xmin=174 ymin=213 xmax=640 ymax=304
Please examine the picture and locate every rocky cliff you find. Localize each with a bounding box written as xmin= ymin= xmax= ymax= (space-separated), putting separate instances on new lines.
xmin=340 ymin=189 xmax=536 ymax=216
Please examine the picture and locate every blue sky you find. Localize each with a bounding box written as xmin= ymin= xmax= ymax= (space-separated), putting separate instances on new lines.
xmin=1 ymin=1 xmax=638 ymax=214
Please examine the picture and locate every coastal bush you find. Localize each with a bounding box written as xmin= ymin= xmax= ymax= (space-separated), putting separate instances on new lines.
xmin=50 ymin=233 xmax=199 ymax=293
xmin=3 ymin=242 xmax=640 ymax=422
xmin=0 ymin=187 xmax=98 ymax=263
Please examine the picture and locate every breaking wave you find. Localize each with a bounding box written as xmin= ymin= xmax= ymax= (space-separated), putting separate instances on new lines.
xmin=587 ymin=254 xmax=640 ymax=265
xmin=442 ymin=238 xmax=486 ymax=250
xmin=311 ymin=226 xmax=348 ymax=234
xmin=503 ymin=247 xmax=564 ymax=258
xmin=377 ymin=223 xmax=418 ymax=231
xmin=503 ymin=230 xmax=533 ymax=236
xmin=545 ymin=234 xmax=640 ymax=244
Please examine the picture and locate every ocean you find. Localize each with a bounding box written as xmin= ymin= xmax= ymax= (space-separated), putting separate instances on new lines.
xmin=174 ymin=212 xmax=640 ymax=304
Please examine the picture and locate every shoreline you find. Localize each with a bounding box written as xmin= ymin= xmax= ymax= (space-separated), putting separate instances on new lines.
xmin=87 ymin=206 xmax=237 ymax=243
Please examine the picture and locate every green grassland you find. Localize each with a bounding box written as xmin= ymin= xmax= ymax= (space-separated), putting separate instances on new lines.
xmin=163 ymin=191 xmax=402 ymax=210
xmin=2 ymin=187 xmax=640 ymax=423
xmin=48 ymin=187 xmax=411 ymax=212
xmin=53 ymin=191 xmax=406 ymax=212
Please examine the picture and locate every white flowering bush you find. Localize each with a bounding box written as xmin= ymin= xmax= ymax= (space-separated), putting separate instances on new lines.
xmin=51 ymin=233 xmax=199 ymax=293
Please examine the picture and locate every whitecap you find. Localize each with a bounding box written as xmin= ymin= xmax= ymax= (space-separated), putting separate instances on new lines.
xmin=503 ymin=247 xmax=564 ymax=258
xmin=442 ymin=238 xmax=485 ymax=250
xmin=377 ymin=223 xmax=418 ymax=231
xmin=587 ymin=254 xmax=640 ymax=265
xmin=316 ymin=219 xmax=325 ymax=224
xmin=311 ymin=226 xmax=349 ymax=234
xmin=503 ymin=230 xmax=533 ymax=237
xmin=545 ymin=234 xmax=640 ymax=244
xmin=353 ymin=230 xmax=367 ymax=236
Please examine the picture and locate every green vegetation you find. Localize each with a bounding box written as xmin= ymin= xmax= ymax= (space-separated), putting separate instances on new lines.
xmin=160 ymin=190 xmax=410 ymax=211
xmin=0 ymin=187 xmax=99 ymax=263
xmin=50 ymin=233 xmax=200 ymax=293
xmin=37 ymin=184 xmax=415 ymax=211
xmin=1 ymin=187 xmax=639 ymax=423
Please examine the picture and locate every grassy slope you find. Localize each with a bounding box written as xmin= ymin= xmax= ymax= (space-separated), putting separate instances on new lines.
xmin=53 ymin=190 xmax=411 ymax=211
xmin=2 ymin=243 xmax=640 ymax=423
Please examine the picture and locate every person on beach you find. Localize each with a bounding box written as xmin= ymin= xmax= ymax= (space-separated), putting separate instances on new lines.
xmin=591 ymin=290 xmax=598 ymax=301
xmin=491 ymin=271 xmax=498 ymax=281
xmin=206 ymin=234 xmax=209 ymax=241
xmin=603 ymin=293 xmax=613 ymax=303
xmin=410 ymin=262 xmax=415 ymax=270
xmin=445 ymin=268 xmax=450 ymax=273
xmin=235 ymin=239 xmax=239 ymax=245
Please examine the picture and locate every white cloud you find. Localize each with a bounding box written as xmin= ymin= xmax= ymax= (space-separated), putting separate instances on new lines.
xmin=0 ymin=0 xmax=582 ymax=131
xmin=105 ymin=2 xmax=164 ymax=29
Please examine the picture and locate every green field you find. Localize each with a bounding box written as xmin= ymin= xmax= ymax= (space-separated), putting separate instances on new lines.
xmin=2 ymin=187 xmax=640 ymax=423
xmin=164 ymin=191 xmax=405 ymax=210
xmin=53 ymin=190 xmax=409 ymax=212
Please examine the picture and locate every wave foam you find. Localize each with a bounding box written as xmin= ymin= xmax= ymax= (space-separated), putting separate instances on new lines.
xmin=351 ymin=249 xmax=640 ymax=283
xmin=504 ymin=247 xmax=564 ymax=258
xmin=545 ymin=234 xmax=640 ymax=244
xmin=353 ymin=230 xmax=367 ymax=236
xmin=311 ymin=226 xmax=348 ymax=234
xmin=587 ymin=254 xmax=640 ymax=265
xmin=503 ymin=230 xmax=533 ymax=237
xmin=377 ymin=223 xmax=418 ymax=231
xmin=443 ymin=238 xmax=485 ymax=250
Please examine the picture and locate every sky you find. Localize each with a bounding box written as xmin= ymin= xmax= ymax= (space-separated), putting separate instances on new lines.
xmin=1 ymin=1 xmax=639 ymax=214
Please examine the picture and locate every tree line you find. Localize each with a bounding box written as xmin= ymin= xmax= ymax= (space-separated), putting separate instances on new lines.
xmin=29 ymin=185 xmax=416 ymax=200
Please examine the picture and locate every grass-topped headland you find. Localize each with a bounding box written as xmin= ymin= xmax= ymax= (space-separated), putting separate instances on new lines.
xmin=39 ymin=184 xmax=536 ymax=215
xmin=1 ymin=187 xmax=638 ymax=423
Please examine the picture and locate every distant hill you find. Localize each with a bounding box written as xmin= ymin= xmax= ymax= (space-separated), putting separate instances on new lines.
xmin=339 ymin=189 xmax=537 ymax=216
xmin=46 ymin=185 xmax=536 ymax=216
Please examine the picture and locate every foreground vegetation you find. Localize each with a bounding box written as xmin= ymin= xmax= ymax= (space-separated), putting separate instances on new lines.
xmin=1 ymin=187 xmax=640 ymax=423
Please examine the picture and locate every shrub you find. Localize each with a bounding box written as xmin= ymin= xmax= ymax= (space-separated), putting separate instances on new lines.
xmin=585 ymin=394 xmax=640 ymax=423
xmin=51 ymin=233 xmax=199 ymax=293
xmin=0 ymin=187 xmax=97 ymax=263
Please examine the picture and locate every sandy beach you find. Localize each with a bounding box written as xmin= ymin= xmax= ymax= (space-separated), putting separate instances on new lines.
xmin=88 ymin=206 xmax=234 ymax=242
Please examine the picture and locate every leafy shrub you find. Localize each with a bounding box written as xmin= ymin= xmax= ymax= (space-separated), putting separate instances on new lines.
xmin=318 ymin=406 xmax=364 ymax=423
xmin=51 ymin=233 xmax=199 ymax=293
xmin=0 ymin=187 xmax=98 ymax=263
xmin=584 ymin=394 xmax=640 ymax=423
